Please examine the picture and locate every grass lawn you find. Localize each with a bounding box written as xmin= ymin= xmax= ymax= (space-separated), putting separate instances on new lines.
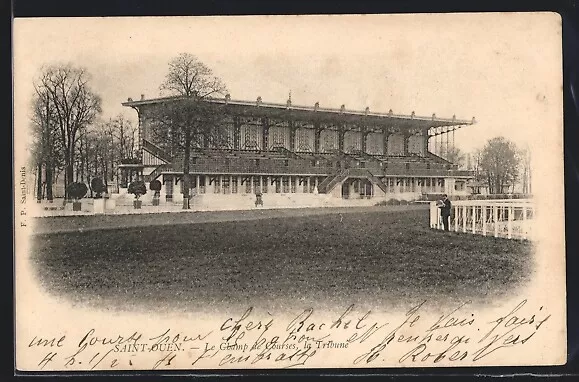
xmin=30 ymin=207 xmax=533 ymax=313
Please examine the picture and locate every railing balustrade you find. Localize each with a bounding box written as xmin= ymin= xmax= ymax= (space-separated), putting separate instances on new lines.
xmin=430 ymin=199 xmax=534 ymax=240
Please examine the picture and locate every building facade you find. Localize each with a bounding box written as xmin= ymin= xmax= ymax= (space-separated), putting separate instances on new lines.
xmin=121 ymin=95 xmax=475 ymax=207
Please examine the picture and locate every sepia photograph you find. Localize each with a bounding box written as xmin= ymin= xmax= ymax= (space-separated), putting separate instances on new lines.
xmin=14 ymin=13 xmax=566 ymax=371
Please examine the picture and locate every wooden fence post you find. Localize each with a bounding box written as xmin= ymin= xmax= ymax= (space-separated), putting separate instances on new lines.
xmin=507 ymin=205 xmax=513 ymax=239
xmin=471 ymin=205 xmax=476 ymax=234
xmin=493 ymin=205 xmax=499 ymax=237
xmin=482 ymin=205 xmax=487 ymax=236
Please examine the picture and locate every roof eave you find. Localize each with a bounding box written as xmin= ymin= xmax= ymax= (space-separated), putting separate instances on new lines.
xmin=121 ymin=96 xmax=474 ymax=126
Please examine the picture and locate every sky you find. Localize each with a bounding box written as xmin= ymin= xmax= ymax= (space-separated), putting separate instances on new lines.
xmin=13 ymin=13 xmax=562 ymax=158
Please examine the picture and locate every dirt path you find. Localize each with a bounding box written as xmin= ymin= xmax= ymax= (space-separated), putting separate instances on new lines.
xmin=31 ymin=205 xmax=428 ymax=234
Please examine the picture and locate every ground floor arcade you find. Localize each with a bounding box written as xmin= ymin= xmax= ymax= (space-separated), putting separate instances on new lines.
xmin=156 ymin=174 xmax=470 ymax=201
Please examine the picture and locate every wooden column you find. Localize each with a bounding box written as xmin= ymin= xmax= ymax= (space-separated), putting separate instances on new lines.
xmin=361 ymin=128 xmax=369 ymax=154
xmin=314 ymin=122 xmax=323 ymax=154
xmin=289 ymin=121 xmax=296 ymax=152
xmin=403 ymin=133 xmax=410 ymax=156
xmin=233 ymin=116 xmax=241 ymax=150
xmin=338 ymin=127 xmax=345 ymax=152
xmin=262 ymin=117 xmax=269 ymax=151
xmin=383 ymin=129 xmax=392 ymax=156
xmin=165 ymin=175 xmax=174 ymax=202
xmin=422 ymin=128 xmax=429 ymax=156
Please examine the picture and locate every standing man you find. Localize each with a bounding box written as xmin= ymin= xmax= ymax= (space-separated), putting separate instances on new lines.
xmin=438 ymin=194 xmax=452 ymax=231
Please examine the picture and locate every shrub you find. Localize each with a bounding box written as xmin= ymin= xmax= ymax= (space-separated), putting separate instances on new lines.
xmin=399 ymin=199 xmax=409 ymax=205
xmin=128 ymin=180 xmax=147 ymax=199
xmin=66 ymin=182 xmax=88 ymax=201
xmin=386 ymin=198 xmax=400 ymax=205
xmin=149 ymin=180 xmax=162 ymax=193
xmin=90 ymin=178 xmax=107 ymax=198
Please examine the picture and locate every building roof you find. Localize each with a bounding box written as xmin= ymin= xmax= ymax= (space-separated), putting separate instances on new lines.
xmin=122 ymin=95 xmax=476 ymax=130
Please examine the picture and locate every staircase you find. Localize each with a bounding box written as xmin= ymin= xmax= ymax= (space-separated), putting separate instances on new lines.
xmin=142 ymin=139 xmax=172 ymax=163
xmin=144 ymin=163 xmax=168 ymax=182
xmin=318 ymin=169 xmax=349 ymax=194
xmin=367 ymin=174 xmax=389 ymax=194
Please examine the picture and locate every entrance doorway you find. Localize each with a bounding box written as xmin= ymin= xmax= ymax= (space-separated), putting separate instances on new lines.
xmin=341 ymin=178 xmax=374 ymax=199
xmin=341 ymin=181 xmax=350 ymax=199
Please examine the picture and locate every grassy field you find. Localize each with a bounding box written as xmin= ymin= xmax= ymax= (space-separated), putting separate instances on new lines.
xmin=30 ymin=207 xmax=533 ymax=313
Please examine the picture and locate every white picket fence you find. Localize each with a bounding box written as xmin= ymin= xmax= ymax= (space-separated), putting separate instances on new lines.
xmin=430 ymin=199 xmax=534 ymax=240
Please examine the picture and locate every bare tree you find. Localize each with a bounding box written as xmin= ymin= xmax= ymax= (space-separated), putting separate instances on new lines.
xmin=35 ymin=64 xmax=102 ymax=199
xmin=30 ymin=89 xmax=65 ymax=202
xmin=519 ymin=145 xmax=532 ymax=195
xmin=160 ymin=53 xmax=227 ymax=98
xmin=480 ymin=137 xmax=520 ymax=194
xmin=439 ymin=145 xmax=465 ymax=168
xmin=72 ymin=115 xmax=139 ymax=194
xmin=150 ymin=53 xmax=228 ymax=209
xmin=109 ymin=115 xmax=138 ymax=160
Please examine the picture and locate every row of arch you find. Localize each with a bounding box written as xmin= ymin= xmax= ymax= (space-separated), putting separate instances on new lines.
xmin=141 ymin=117 xmax=429 ymax=156
xmin=198 ymin=125 xmax=427 ymax=155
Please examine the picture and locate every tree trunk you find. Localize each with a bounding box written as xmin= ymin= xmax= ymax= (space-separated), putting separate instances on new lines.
xmin=66 ymin=164 xmax=74 ymax=197
xmin=103 ymin=158 xmax=108 ymax=192
xmin=85 ymin=141 xmax=90 ymax=186
xmin=182 ymin=132 xmax=192 ymax=209
xmin=79 ymin=139 xmax=84 ymax=184
xmin=65 ymin=159 xmax=73 ymax=201
xmin=46 ymin=165 xmax=54 ymax=202
xmin=36 ymin=163 xmax=43 ymax=202
xmin=66 ymin=144 xmax=75 ymax=201
xmin=63 ymin=171 xmax=68 ymax=205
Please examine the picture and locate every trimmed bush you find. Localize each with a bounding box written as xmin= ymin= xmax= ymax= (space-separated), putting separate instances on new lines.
xmin=66 ymin=182 xmax=88 ymax=201
xmin=150 ymin=179 xmax=162 ymax=205
xmin=149 ymin=180 xmax=162 ymax=192
xmin=386 ymin=198 xmax=401 ymax=205
xmin=128 ymin=180 xmax=147 ymax=200
xmin=90 ymin=178 xmax=107 ymax=198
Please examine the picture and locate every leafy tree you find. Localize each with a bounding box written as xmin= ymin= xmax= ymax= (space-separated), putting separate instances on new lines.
xmin=149 ymin=53 xmax=228 ymax=209
xmin=480 ymin=137 xmax=520 ymax=194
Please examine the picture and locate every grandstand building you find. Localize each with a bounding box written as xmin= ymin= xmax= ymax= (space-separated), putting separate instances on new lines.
xmin=120 ymin=94 xmax=475 ymax=207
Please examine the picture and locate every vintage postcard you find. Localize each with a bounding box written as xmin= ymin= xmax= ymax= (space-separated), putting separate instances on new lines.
xmin=14 ymin=13 xmax=566 ymax=371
